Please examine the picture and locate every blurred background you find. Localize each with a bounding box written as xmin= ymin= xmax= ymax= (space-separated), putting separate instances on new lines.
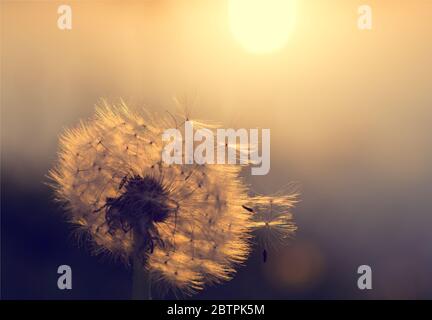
xmin=1 ymin=0 xmax=432 ymax=299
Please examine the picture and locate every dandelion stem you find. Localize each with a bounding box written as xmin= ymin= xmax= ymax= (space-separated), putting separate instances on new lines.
xmin=131 ymin=232 xmax=152 ymax=300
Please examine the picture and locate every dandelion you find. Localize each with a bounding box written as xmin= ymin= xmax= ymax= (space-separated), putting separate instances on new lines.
xmin=49 ymin=101 xmax=298 ymax=298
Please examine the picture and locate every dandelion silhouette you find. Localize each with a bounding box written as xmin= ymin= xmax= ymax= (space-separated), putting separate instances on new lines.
xmin=49 ymin=101 xmax=298 ymax=298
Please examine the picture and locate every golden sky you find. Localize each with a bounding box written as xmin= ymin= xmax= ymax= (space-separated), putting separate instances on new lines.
xmin=2 ymin=0 xmax=431 ymax=184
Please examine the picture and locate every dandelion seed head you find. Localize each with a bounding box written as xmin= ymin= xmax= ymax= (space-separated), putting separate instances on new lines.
xmin=49 ymin=101 xmax=297 ymax=294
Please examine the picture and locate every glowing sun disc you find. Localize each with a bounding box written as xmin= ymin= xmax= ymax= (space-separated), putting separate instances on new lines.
xmin=229 ymin=0 xmax=296 ymax=54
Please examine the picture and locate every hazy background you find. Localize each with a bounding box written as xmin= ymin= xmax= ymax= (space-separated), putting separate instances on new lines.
xmin=1 ymin=0 xmax=432 ymax=299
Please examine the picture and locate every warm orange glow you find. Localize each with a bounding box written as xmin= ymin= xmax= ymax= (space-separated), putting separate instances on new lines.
xmin=229 ymin=0 xmax=296 ymax=54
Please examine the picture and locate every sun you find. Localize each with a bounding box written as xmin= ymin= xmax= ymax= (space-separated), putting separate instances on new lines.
xmin=229 ymin=0 xmax=296 ymax=54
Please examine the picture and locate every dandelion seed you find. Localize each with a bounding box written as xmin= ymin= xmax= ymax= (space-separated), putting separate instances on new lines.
xmin=49 ymin=101 xmax=298 ymax=297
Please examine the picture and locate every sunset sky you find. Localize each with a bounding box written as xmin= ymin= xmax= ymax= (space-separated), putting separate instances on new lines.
xmin=2 ymin=0 xmax=432 ymax=299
